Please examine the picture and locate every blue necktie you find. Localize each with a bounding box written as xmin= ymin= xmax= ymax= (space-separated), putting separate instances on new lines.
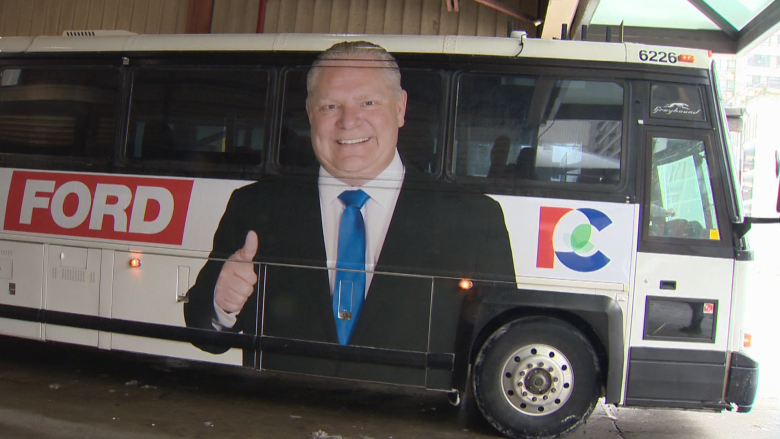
xmin=332 ymin=189 xmax=370 ymax=346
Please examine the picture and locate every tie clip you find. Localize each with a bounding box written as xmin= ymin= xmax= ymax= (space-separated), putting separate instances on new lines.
xmin=337 ymin=280 xmax=354 ymax=320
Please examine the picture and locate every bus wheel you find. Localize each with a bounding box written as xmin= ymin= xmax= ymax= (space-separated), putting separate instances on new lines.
xmin=472 ymin=317 xmax=600 ymax=439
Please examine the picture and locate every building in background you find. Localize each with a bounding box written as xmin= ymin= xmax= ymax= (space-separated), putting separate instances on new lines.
xmin=715 ymin=31 xmax=780 ymax=219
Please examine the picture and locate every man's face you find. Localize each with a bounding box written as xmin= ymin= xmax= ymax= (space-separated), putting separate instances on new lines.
xmin=307 ymin=59 xmax=407 ymax=184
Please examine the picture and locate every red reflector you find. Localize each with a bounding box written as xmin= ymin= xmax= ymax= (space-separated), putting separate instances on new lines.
xmin=679 ymin=54 xmax=695 ymax=63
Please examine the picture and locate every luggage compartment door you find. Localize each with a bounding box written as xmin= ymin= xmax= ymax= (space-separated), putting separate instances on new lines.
xmin=44 ymin=245 xmax=101 ymax=346
xmin=0 ymin=240 xmax=44 ymax=340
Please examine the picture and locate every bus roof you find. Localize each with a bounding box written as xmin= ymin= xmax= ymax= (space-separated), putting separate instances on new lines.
xmin=0 ymin=32 xmax=711 ymax=69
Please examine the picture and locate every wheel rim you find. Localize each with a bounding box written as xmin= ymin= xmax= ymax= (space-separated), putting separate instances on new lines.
xmin=500 ymin=343 xmax=574 ymax=416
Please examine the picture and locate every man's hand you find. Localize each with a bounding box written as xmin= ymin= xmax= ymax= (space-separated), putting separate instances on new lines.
xmin=214 ymin=231 xmax=258 ymax=314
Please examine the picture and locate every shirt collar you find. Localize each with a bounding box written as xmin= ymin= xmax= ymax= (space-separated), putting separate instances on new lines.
xmin=318 ymin=150 xmax=405 ymax=208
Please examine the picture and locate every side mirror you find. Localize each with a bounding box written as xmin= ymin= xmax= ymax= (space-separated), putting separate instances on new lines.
xmin=736 ymin=156 xmax=780 ymax=239
xmin=776 ymin=151 xmax=780 ymax=213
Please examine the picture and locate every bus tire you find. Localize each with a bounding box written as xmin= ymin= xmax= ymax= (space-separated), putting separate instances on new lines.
xmin=472 ymin=316 xmax=600 ymax=439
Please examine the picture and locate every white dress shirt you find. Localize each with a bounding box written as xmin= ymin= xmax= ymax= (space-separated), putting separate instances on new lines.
xmin=213 ymin=151 xmax=405 ymax=329
xmin=319 ymin=151 xmax=405 ymax=296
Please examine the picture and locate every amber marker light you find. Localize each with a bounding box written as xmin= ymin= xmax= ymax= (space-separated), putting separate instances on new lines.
xmin=129 ymin=258 xmax=141 ymax=268
xmin=678 ymin=54 xmax=695 ymax=63
xmin=743 ymin=332 xmax=752 ymax=348
xmin=459 ymin=279 xmax=473 ymax=290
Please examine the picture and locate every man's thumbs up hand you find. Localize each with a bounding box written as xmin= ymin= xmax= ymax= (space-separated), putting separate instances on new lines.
xmin=214 ymin=231 xmax=259 ymax=314
xmin=237 ymin=230 xmax=258 ymax=262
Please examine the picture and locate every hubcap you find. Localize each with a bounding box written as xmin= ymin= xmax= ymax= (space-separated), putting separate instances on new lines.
xmin=500 ymin=344 xmax=574 ymax=416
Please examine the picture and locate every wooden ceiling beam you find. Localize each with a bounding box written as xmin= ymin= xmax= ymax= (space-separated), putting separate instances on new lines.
xmin=470 ymin=0 xmax=542 ymax=25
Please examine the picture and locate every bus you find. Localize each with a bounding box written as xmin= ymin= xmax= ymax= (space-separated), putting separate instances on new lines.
xmin=0 ymin=31 xmax=762 ymax=438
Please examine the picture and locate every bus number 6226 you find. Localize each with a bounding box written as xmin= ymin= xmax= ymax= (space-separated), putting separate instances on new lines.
xmin=639 ymin=49 xmax=678 ymax=63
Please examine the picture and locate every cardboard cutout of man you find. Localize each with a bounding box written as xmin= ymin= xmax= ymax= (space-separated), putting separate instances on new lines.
xmin=184 ymin=42 xmax=515 ymax=381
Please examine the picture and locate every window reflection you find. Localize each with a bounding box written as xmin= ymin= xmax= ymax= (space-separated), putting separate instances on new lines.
xmin=644 ymin=297 xmax=717 ymax=342
xmin=647 ymin=137 xmax=720 ymax=240
xmin=0 ymin=67 xmax=119 ymax=158
xmin=127 ymin=68 xmax=268 ymax=165
xmin=454 ymin=75 xmax=623 ymax=186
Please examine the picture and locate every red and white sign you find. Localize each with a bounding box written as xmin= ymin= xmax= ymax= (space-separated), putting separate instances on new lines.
xmin=4 ymin=171 xmax=194 ymax=245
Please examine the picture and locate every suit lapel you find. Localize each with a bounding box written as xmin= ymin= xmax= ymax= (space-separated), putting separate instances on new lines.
xmin=353 ymin=174 xmax=431 ymax=349
xmin=299 ymin=179 xmax=340 ymax=343
xmin=373 ymin=169 xmax=430 ymax=272
xmin=261 ymin=176 xmax=338 ymax=344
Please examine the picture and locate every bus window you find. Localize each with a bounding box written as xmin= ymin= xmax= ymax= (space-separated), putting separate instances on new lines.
xmin=278 ymin=68 xmax=442 ymax=174
xmin=650 ymin=84 xmax=706 ymax=122
xmin=397 ymin=70 xmax=442 ymax=174
xmin=644 ymin=296 xmax=717 ymax=342
xmin=0 ymin=67 xmax=119 ymax=158
xmin=126 ymin=68 xmax=268 ymax=165
xmin=453 ymin=75 xmax=623 ymax=185
xmin=647 ymin=137 xmax=720 ymax=240
xmin=278 ymin=69 xmax=317 ymax=170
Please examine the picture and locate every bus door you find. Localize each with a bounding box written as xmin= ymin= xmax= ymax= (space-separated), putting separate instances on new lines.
xmin=628 ymin=128 xmax=736 ymax=408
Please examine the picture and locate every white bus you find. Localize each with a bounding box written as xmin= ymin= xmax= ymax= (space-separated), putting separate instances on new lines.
xmin=0 ymin=31 xmax=764 ymax=438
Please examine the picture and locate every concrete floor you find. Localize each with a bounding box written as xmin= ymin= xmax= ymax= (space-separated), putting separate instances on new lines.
xmin=0 ymin=335 xmax=776 ymax=439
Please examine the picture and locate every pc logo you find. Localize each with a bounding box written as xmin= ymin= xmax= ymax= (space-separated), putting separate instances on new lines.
xmin=536 ymin=206 xmax=612 ymax=272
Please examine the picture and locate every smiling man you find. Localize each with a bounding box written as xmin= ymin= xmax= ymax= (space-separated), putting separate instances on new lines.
xmin=184 ymin=42 xmax=514 ymax=380
xmin=306 ymin=48 xmax=407 ymax=187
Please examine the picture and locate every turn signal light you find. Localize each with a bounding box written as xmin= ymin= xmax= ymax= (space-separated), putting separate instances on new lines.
xmin=129 ymin=258 xmax=141 ymax=268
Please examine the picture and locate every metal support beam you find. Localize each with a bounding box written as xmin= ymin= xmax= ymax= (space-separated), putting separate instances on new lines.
xmin=186 ymin=0 xmax=214 ymax=34
xmin=586 ymin=25 xmax=736 ymax=53
xmin=686 ymin=0 xmax=739 ymax=39
xmin=738 ymin=0 xmax=780 ymax=54
xmin=570 ymin=0 xmax=600 ymax=40
xmin=256 ymin=0 xmax=268 ymax=33
xmin=540 ymin=0 xmax=579 ymax=39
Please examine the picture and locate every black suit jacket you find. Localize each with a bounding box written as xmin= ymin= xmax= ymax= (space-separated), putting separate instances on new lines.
xmin=184 ymin=166 xmax=515 ymax=385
